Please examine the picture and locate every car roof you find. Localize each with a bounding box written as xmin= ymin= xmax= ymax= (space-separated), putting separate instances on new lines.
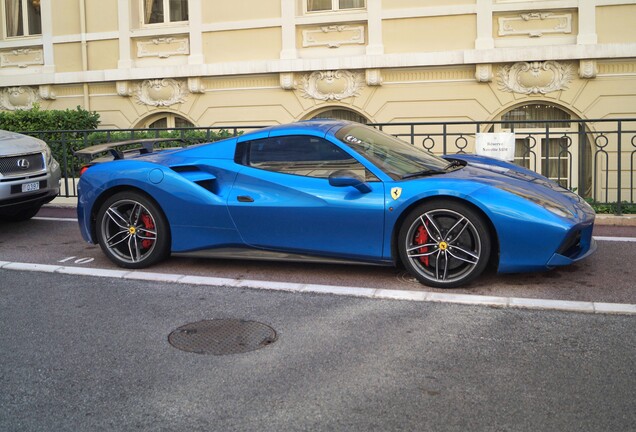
xmin=253 ymin=119 xmax=353 ymax=136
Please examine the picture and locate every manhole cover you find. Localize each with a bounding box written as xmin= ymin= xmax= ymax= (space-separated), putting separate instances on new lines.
xmin=168 ymin=319 xmax=277 ymax=355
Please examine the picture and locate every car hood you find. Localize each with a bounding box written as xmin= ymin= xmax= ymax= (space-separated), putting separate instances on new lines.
xmin=0 ymin=130 xmax=46 ymax=156
xmin=442 ymin=154 xmax=594 ymax=220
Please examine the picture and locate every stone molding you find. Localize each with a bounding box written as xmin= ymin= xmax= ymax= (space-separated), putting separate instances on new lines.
xmin=136 ymin=37 xmax=189 ymax=59
xmin=498 ymin=61 xmax=574 ymax=94
xmin=0 ymin=48 xmax=44 ymax=68
xmin=302 ymin=25 xmax=365 ymax=49
xmin=498 ymin=12 xmax=572 ymax=38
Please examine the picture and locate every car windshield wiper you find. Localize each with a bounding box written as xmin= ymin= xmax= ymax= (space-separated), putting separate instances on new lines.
xmin=401 ymin=169 xmax=446 ymax=180
xmin=444 ymin=160 xmax=464 ymax=170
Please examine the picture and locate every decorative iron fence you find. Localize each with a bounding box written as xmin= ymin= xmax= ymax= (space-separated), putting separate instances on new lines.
xmin=22 ymin=118 xmax=636 ymax=214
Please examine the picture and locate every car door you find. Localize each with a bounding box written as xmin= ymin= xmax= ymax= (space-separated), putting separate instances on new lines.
xmin=227 ymin=134 xmax=386 ymax=260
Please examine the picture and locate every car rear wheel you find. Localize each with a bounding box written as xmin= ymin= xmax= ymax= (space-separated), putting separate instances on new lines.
xmin=96 ymin=191 xmax=170 ymax=269
xmin=398 ymin=200 xmax=491 ymax=288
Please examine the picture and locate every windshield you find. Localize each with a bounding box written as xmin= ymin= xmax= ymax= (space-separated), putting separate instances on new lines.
xmin=335 ymin=124 xmax=450 ymax=180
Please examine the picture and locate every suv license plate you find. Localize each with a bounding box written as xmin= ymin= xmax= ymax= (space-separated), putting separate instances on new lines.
xmin=22 ymin=182 xmax=40 ymax=192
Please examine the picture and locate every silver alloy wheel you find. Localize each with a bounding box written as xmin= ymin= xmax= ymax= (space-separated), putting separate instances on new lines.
xmin=100 ymin=199 xmax=158 ymax=264
xmin=404 ymin=208 xmax=482 ymax=284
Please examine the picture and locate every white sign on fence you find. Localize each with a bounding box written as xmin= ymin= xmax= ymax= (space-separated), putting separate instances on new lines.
xmin=475 ymin=133 xmax=516 ymax=161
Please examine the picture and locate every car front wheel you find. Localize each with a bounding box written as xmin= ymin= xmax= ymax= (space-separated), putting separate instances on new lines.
xmin=398 ymin=200 xmax=491 ymax=288
xmin=95 ymin=191 xmax=170 ymax=269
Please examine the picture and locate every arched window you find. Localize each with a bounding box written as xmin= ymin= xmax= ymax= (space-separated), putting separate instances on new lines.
xmin=139 ymin=113 xmax=194 ymax=129
xmin=494 ymin=103 xmax=591 ymax=196
xmin=309 ymin=108 xmax=369 ymax=124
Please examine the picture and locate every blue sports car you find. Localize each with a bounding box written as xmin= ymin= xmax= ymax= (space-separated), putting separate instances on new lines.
xmin=76 ymin=120 xmax=596 ymax=288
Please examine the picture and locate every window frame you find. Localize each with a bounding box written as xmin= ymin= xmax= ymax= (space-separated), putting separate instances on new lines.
xmin=2 ymin=0 xmax=42 ymax=39
xmin=305 ymin=0 xmax=366 ymax=14
xmin=141 ymin=0 xmax=189 ymax=27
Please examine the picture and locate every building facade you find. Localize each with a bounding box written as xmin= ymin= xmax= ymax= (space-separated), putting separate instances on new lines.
xmin=1 ymin=0 xmax=635 ymax=200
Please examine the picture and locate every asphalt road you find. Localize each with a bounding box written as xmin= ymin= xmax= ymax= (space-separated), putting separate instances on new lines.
xmin=0 ymin=206 xmax=634 ymax=304
xmin=1 ymin=269 xmax=635 ymax=432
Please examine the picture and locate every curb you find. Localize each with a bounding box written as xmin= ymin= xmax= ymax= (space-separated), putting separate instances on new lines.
xmin=595 ymin=214 xmax=636 ymax=226
xmin=2 ymin=260 xmax=635 ymax=316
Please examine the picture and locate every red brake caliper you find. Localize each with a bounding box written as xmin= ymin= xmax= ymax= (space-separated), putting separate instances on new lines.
xmin=140 ymin=213 xmax=155 ymax=249
xmin=414 ymin=225 xmax=429 ymax=266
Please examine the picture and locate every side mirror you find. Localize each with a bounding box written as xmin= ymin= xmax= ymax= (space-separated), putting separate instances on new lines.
xmin=328 ymin=170 xmax=372 ymax=193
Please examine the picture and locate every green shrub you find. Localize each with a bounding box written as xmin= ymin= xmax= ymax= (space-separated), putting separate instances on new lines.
xmin=1 ymin=105 xmax=100 ymax=176
xmin=0 ymin=105 xmax=100 ymax=131
xmin=585 ymin=198 xmax=636 ymax=215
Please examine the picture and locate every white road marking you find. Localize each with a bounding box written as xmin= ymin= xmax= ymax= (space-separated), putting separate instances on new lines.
xmin=33 ymin=217 xmax=77 ymax=222
xmin=594 ymin=236 xmax=636 ymax=242
xmin=1 ymin=260 xmax=635 ymax=315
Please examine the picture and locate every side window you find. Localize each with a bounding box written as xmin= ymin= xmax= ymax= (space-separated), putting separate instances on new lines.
xmin=244 ymin=136 xmax=378 ymax=181
xmin=306 ymin=0 xmax=365 ymax=13
xmin=143 ymin=0 xmax=188 ymax=25
xmin=4 ymin=0 xmax=41 ymax=37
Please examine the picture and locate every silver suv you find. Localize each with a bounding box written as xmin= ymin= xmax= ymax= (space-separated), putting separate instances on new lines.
xmin=0 ymin=130 xmax=61 ymax=221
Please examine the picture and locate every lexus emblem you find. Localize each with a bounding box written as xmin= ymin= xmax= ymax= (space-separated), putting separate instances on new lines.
xmin=16 ymin=159 xmax=30 ymax=170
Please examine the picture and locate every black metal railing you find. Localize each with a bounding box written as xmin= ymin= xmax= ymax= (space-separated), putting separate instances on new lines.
xmin=22 ymin=118 xmax=636 ymax=214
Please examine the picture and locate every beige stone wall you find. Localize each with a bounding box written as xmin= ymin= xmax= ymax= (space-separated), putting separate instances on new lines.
xmin=597 ymin=5 xmax=636 ymax=43
xmin=202 ymin=28 xmax=282 ymax=63
xmin=383 ymin=15 xmax=476 ymax=53
xmin=203 ymin=0 xmax=281 ymax=22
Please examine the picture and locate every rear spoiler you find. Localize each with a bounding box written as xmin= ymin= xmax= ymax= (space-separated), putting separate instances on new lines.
xmin=74 ymin=138 xmax=187 ymax=163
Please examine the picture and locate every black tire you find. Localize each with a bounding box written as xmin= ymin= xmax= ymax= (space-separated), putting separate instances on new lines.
xmin=0 ymin=205 xmax=41 ymax=222
xmin=398 ymin=200 xmax=491 ymax=288
xmin=95 ymin=191 xmax=170 ymax=269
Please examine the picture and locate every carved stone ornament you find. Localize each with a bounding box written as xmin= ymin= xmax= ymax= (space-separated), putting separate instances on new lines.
xmin=0 ymin=86 xmax=40 ymax=110
xmin=0 ymin=48 xmax=44 ymax=68
xmin=117 ymin=81 xmax=133 ymax=97
xmin=187 ymin=77 xmax=205 ymax=94
xmin=137 ymin=37 xmax=189 ymax=59
xmin=135 ymin=79 xmax=187 ymax=107
xmin=38 ymin=85 xmax=56 ymax=100
xmin=365 ymin=69 xmax=383 ymax=86
xmin=300 ymin=70 xmax=363 ymax=101
xmin=280 ymin=73 xmax=296 ymax=90
xmin=498 ymin=12 xmax=572 ymax=38
xmin=497 ymin=61 xmax=574 ymax=94
xmin=475 ymin=64 xmax=493 ymax=83
xmin=579 ymin=60 xmax=597 ymax=79
xmin=302 ymin=25 xmax=365 ymax=49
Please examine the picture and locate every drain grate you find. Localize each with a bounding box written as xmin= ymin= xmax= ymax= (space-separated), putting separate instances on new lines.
xmin=168 ymin=319 xmax=277 ymax=355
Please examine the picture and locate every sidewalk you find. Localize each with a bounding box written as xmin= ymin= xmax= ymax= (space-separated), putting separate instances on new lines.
xmin=47 ymin=196 xmax=636 ymax=226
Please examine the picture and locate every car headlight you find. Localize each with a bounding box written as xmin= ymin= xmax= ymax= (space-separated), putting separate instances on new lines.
xmin=43 ymin=145 xmax=52 ymax=164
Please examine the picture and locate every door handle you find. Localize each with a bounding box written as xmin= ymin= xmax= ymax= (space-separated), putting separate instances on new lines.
xmin=237 ymin=195 xmax=254 ymax=203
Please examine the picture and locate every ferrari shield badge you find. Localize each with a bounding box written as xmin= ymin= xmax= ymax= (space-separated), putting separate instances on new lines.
xmin=390 ymin=187 xmax=402 ymax=200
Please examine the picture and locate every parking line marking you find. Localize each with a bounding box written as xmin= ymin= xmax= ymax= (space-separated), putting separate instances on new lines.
xmin=594 ymin=236 xmax=636 ymax=242
xmin=1 ymin=260 xmax=635 ymax=315
xmin=33 ymin=217 xmax=77 ymax=222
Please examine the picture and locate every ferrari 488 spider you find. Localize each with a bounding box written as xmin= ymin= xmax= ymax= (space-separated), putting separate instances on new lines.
xmin=77 ymin=120 xmax=596 ymax=288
